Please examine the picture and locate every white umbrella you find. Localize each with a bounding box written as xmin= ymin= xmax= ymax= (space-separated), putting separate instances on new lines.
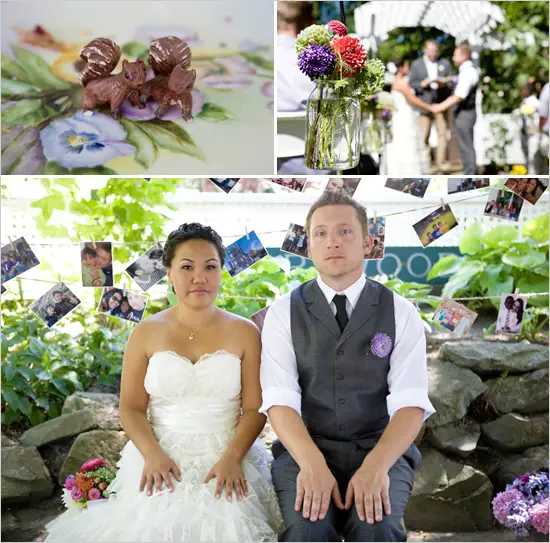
xmin=354 ymin=0 xmax=505 ymax=52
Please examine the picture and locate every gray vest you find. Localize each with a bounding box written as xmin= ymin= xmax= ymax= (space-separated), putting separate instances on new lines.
xmin=454 ymin=82 xmax=477 ymax=114
xmin=290 ymin=277 xmax=395 ymax=447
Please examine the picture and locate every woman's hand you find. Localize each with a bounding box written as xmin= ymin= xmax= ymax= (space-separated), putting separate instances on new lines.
xmin=204 ymin=455 xmax=248 ymax=502
xmin=140 ymin=450 xmax=182 ymax=496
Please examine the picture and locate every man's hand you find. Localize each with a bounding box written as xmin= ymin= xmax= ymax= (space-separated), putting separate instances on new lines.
xmin=431 ymin=103 xmax=445 ymax=114
xmin=295 ymin=462 xmax=344 ymax=522
xmin=421 ymin=78 xmax=431 ymax=88
xmin=344 ymin=459 xmax=391 ymax=524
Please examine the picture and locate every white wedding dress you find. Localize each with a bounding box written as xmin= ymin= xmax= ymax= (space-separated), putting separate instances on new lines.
xmin=45 ymin=350 xmax=283 ymax=542
xmin=384 ymin=89 xmax=429 ymax=175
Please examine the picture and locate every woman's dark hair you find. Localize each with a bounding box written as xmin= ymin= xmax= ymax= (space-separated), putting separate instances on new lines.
xmin=522 ymin=178 xmax=546 ymax=198
xmin=392 ymin=58 xmax=408 ymax=70
xmin=102 ymin=289 xmax=122 ymax=310
xmin=148 ymin=248 xmax=164 ymax=261
xmin=81 ymin=246 xmax=96 ymax=259
xmin=514 ymin=298 xmax=524 ymax=323
xmin=162 ymin=223 xmax=225 ymax=268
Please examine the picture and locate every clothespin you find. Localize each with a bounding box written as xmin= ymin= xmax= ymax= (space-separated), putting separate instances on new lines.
xmin=372 ymin=209 xmax=377 ymax=222
xmin=245 ymin=225 xmax=250 ymax=240
xmin=90 ymin=236 xmax=97 ymax=249
xmin=513 ymin=287 xmax=519 ymax=300
xmin=58 ymin=273 xmax=62 ymax=286
xmin=153 ymin=235 xmax=160 ymax=249
xmin=121 ymin=277 xmax=127 ymax=293
xmin=7 ymin=236 xmax=14 ymax=250
xmin=440 ymin=199 xmax=446 ymax=211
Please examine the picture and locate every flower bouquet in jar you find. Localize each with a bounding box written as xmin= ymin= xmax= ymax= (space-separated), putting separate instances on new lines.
xmin=296 ymin=20 xmax=385 ymax=170
xmin=361 ymin=91 xmax=395 ymax=154
xmin=62 ymin=458 xmax=116 ymax=511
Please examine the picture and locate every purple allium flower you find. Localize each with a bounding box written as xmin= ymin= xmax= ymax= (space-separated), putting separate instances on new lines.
xmin=492 ymin=489 xmax=524 ymax=524
xmin=298 ymin=43 xmax=336 ymax=80
xmin=530 ymin=498 xmax=549 ymax=534
xmin=64 ymin=475 xmax=76 ymax=491
xmin=370 ymin=332 xmax=392 ymax=358
xmin=70 ymin=487 xmax=83 ymax=501
xmin=381 ymin=108 xmax=391 ymax=119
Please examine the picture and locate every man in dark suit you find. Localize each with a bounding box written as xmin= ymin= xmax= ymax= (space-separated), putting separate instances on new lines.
xmin=409 ymin=40 xmax=453 ymax=173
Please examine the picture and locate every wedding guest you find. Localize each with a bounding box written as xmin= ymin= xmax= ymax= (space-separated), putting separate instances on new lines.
xmin=535 ymin=81 xmax=549 ymax=174
xmin=521 ymin=178 xmax=547 ymax=204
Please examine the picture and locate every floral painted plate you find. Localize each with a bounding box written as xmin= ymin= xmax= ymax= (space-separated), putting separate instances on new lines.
xmin=1 ymin=0 xmax=274 ymax=175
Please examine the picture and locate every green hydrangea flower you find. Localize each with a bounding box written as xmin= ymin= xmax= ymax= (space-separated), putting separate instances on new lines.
xmin=355 ymin=58 xmax=386 ymax=98
xmin=296 ymin=24 xmax=331 ymax=55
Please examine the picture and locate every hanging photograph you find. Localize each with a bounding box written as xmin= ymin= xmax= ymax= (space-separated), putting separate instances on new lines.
xmin=30 ymin=282 xmax=81 ymax=328
xmin=484 ymin=189 xmax=524 ymax=221
xmin=447 ymin=177 xmax=490 ymax=194
xmin=302 ymin=179 xmax=326 ymax=195
xmin=80 ymin=242 xmax=114 ymax=287
xmin=433 ymin=298 xmax=478 ymax=334
xmin=125 ymin=245 xmax=166 ymax=292
xmin=281 ymin=223 xmax=309 ymax=258
xmin=98 ymin=288 xmax=148 ymax=323
xmin=324 ymin=178 xmax=361 ymax=197
xmin=250 ymin=306 xmax=269 ymax=333
xmin=269 ymin=178 xmax=307 ymax=192
xmin=412 ymin=204 xmax=459 ymax=247
xmin=385 ymin=178 xmax=431 ymax=198
xmin=365 ymin=217 xmax=386 ymax=260
xmin=225 ymin=231 xmax=269 ymax=277
xmin=209 ymin=178 xmax=240 ymax=194
xmin=1 ymin=236 xmax=40 ymax=284
xmin=496 ymin=294 xmax=528 ymax=335
xmin=503 ymin=177 xmax=548 ymax=205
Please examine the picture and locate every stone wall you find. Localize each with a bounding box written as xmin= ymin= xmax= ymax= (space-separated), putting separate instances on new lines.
xmin=1 ymin=341 xmax=548 ymax=534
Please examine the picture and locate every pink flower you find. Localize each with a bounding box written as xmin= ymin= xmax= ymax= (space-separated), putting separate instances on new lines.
xmin=530 ymin=499 xmax=549 ymax=534
xmin=88 ymin=488 xmax=102 ymax=501
xmin=492 ymin=489 xmax=525 ymax=524
xmin=328 ymin=20 xmax=348 ymax=36
xmin=71 ymin=487 xmax=83 ymax=501
xmin=80 ymin=458 xmax=104 ymax=472
xmin=64 ymin=475 xmax=76 ymax=490
xmin=262 ymin=81 xmax=273 ymax=110
xmin=98 ymin=482 xmax=107 ymax=491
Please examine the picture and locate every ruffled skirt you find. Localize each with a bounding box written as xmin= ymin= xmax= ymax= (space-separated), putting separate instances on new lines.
xmin=45 ymin=429 xmax=284 ymax=542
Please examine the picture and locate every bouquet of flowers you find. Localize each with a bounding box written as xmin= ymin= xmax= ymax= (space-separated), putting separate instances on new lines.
xmin=361 ymin=91 xmax=395 ymax=153
xmin=492 ymin=466 xmax=549 ymax=538
xmin=62 ymin=458 xmax=116 ymax=510
xmin=296 ymin=20 xmax=385 ymax=169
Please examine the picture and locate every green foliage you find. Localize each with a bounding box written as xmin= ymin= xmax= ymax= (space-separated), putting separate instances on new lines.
xmin=1 ymin=288 xmax=129 ymax=427
xmin=428 ymin=214 xmax=549 ymax=341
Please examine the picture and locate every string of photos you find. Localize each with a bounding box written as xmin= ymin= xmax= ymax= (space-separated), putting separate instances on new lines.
xmin=1 ymin=176 xmax=548 ymax=336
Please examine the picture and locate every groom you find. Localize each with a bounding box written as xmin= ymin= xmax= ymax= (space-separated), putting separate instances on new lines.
xmin=259 ymin=191 xmax=435 ymax=542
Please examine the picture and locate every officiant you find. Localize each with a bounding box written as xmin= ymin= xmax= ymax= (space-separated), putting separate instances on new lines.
xmin=409 ymin=40 xmax=454 ymax=174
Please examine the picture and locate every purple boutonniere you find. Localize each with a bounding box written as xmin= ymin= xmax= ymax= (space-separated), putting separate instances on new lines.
xmin=370 ymin=332 xmax=393 ymax=358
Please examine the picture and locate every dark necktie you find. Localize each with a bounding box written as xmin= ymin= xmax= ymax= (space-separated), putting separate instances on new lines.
xmin=333 ymin=294 xmax=348 ymax=333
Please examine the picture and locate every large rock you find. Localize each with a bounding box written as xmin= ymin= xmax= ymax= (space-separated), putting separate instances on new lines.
xmin=62 ymin=391 xmax=119 ymax=414
xmin=426 ymin=419 xmax=481 ymax=457
xmin=20 ymin=410 xmax=98 ymax=447
xmin=414 ymin=422 xmax=426 ymax=446
xmin=59 ymin=430 xmax=128 ymax=486
xmin=481 ymin=413 xmax=549 ymax=452
xmin=2 ymin=434 xmax=16 ymax=447
xmin=485 ymin=368 xmax=549 ymax=415
xmin=1 ymin=445 xmax=53 ymax=504
xmin=442 ymin=342 xmax=549 ymax=376
xmin=427 ymin=358 xmax=487 ymax=428
xmin=494 ymin=445 xmax=549 ymax=492
xmin=405 ymin=447 xmax=494 ymax=531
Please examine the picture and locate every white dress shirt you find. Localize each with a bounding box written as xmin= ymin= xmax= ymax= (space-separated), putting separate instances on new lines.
xmin=453 ymin=60 xmax=479 ymax=100
xmin=539 ymin=83 xmax=549 ymax=134
xmin=423 ymin=55 xmax=440 ymax=90
xmin=259 ymin=275 xmax=436 ymax=422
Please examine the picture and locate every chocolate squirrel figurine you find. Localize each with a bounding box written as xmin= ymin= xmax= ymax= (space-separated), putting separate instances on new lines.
xmin=139 ymin=36 xmax=196 ymax=121
xmin=80 ymin=38 xmax=146 ymax=119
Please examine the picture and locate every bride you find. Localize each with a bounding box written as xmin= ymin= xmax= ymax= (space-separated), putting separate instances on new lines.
xmin=385 ymin=58 xmax=435 ymax=175
xmin=45 ymin=223 xmax=283 ymax=542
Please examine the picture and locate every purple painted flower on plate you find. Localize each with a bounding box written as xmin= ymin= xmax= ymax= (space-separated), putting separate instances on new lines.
xmin=39 ymin=112 xmax=135 ymax=169
xmin=119 ymin=89 xmax=206 ymax=121
xmin=263 ymin=81 xmax=273 ymax=110
xmin=202 ymin=55 xmax=257 ymax=88
xmin=239 ymin=40 xmax=262 ymax=52
xmin=370 ymin=332 xmax=392 ymax=358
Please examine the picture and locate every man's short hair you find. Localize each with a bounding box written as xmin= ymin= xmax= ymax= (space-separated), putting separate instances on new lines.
xmin=424 ymin=39 xmax=439 ymax=49
xmin=305 ymin=190 xmax=368 ymax=238
xmin=277 ymin=1 xmax=314 ymax=31
xmin=456 ymin=43 xmax=472 ymax=59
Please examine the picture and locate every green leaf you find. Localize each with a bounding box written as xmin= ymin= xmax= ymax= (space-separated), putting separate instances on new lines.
xmin=459 ymin=221 xmax=484 ymax=255
xmin=43 ymin=162 xmax=118 ymax=175
xmin=517 ymin=275 xmax=550 ymax=307
xmin=240 ymin=52 xmax=273 ymax=71
xmin=3 ymin=365 xmax=17 ymax=381
xmin=1 ymin=388 xmax=20 ymax=408
xmin=120 ymin=118 xmax=158 ymax=168
xmin=196 ymin=103 xmax=235 ymax=122
xmin=138 ymin=119 xmax=205 ymax=161
xmin=121 ymin=41 xmax=149 ymax=59
xmin=1 ymin=99 xmax=41 ymax=125
xmin=483 ymin=225 xmax=518 ymax=248
xmin=0 ymin=77 xmax=39 ymax=97
xmin=51 ymin=378 xmax=71 ymax=396
xmin=1 ymin=55 xmax=33 ymax=84
xmin=442 ymin=260 xmax=485 ymax=298
xmin=523 ymin=214 xmax=549 ymax=243
xmin=502 ymin=249 xmax=547 ymax=269
xmin=12 ymin=46 xmax=70 ymax=90
xmin=31 ymin=194 xmax=66 ymax=222
xmin=16 ymin=395 xmax=33 ymax=417
xmin=427 ymin=254 xmax=461 ymax=280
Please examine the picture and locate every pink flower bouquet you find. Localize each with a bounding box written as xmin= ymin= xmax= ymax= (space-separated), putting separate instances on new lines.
xmin=62 ymin=458 xmax=116 ymax=510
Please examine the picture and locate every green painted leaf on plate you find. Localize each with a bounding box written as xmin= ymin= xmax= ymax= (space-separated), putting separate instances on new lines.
xmin=12 ymin=46 xmax=71 ymax=90
xmin=197 ymin=102 xmax=235 ymax=122
xmin=240 ymin=52 xmax=274 ymax=72
xmin=43 ymin=162 xmax=118 ymax=175
xmin=0 ymin=77 xmax=39 ymax=97
xmin=139 ymin=119 xmax=205 ymax=161
xmin=1 ymin=99 xmax=42 ymax=125
xmin=120 ymin=118 xmax=158 ymax=169
xmin=1 ymin=55 xmax=33 ymax=84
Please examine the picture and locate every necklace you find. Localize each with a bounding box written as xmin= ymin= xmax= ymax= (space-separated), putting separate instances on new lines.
xmin=177 ymin=311 xmax=216 ymax=340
